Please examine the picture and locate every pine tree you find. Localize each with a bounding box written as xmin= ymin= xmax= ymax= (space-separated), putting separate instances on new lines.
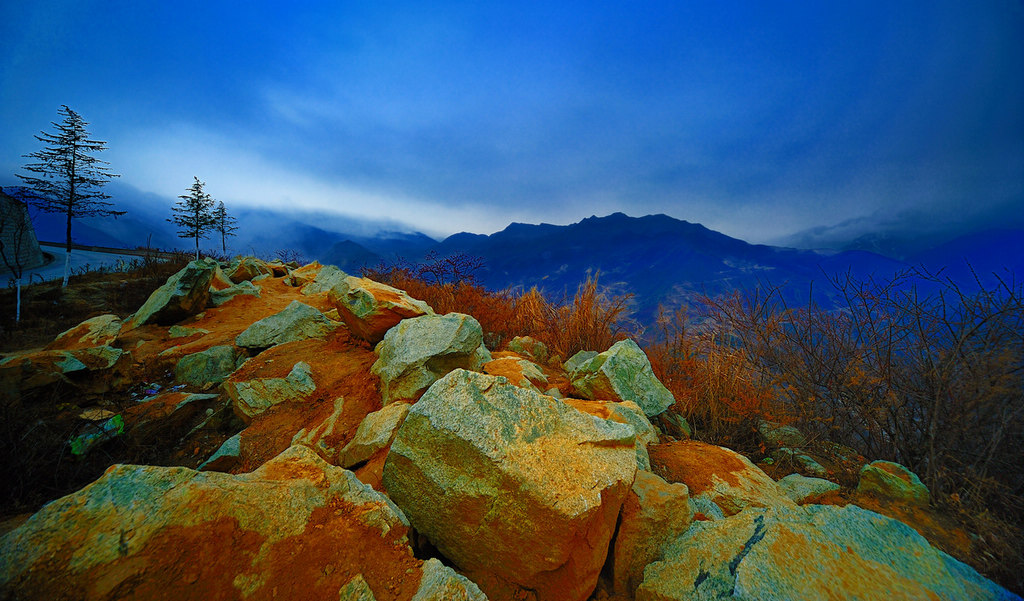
xmin=16 ymin=105 xmax=122 ymax=287
xmin=170 ymin=177 xmax=216 ymax=260
xmin=211 ymin=201 xmax=238 ymax=253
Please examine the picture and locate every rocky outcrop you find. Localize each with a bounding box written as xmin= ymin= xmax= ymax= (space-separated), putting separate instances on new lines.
xmin=776 ymin=473 xmax=841 ymax=503
xmin=858 ymin=460 xmax=931 ymax=506
xmin=328 ymin=276 xmax=433 ymax=343
xmin=46 ymin=314 xmax=121 ymax=350
xmin=0 ymin=446 xmax=423 ymax=601
xmin=291 ymin=396 xmax=347 ymax=462
xmin=339 ymin=401 xmax=411 ymax=468
xmin=235 ymin=300 xmax=338 ymax=349
xmin=199 ymin=433 xmax=241 ymax=472
xmin=649 ymin=440 xmax=795 ymax=517
xmin=383 ymin=370 xmax=636 ymax=601
xmin=122 ymin=392 xmax=220 ymax=445
xmin=636 ymin=504 xmax=1016 ymax=601
xmin=371 ymin=313 xmax=490 ymax=403
xmin=225 ymin=361 xmax=317 ymax=422
xmin=174 ymin=345 xmax=241 ymax=386
xmin=123 ymin=259 xmax=218 ymax=329
xmin=569 ymin=339 xmax=675 ymax=417
xmin=611 ymin=470 xmax=692 ymax=598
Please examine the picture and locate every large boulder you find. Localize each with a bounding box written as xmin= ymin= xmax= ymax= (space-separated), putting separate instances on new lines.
xmin=611 ymin=470 xmax=693 ymax=598
xmin=209 ymin=279 xmax=260 ymax=307
xmin=649 ymin=440 xmax=795 ymax=517
xmin=301 ymin=265 xmax=349 ymax=296
xmin=413 ymin=558 xmax=489 ymax=601
xmin=776 ymin=473 xmax=841 ymax=504
xmin=339 ymin=401 xmax=411 ymax=468
xmin=636 ymin=504 xmax=1016 ymax=601
xmin=123 ymin=259 xmax=218 ymax=329
xmin=0 ymin=446 xmax=425 ymax=601
xmin=224 ymin=256 xmax=274 ymax=283
xmin=174 ymin=345 xmax=240 ymax=386
xmin=224 ymin=360 xmax=317 ymax=422
xmin=383 ymin=370 xmax=637 ymax=601
xmin=328 ymin=276 xmax=433 ymax=343
xmin=482 ymin=355 xmax=549 ymax=393
xmin=569 ymin=339 xmax=675 ymax=417
xmin=371 ymin=313 xmax=491 ymax=403
xmin=565 ymin=398 xmax=659 ymax=470
xmin=858 ymin=460 xmax=931 ymax=507
xmin=505 ymin=336 xmax=549 ymax=364
xmin=46 ymin=314 xmax=121 ymax=350
xmin=235 ymin=300 xmax=338 ymax=350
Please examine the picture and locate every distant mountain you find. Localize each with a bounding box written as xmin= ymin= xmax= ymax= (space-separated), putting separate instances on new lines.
xmin=427 ymin=212 xmax=909 ymax=319
xmin=909 ymin=229 xmax=1024 ymax=288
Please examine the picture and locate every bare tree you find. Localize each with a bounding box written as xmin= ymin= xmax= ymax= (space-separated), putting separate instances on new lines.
xmin=169 ymin=177 xmax=216 ymax=260
xmin=0 ymin=191 xmax=41 ymax=322
xmin=16 ymin=105 xmax=122 ymax=287
xmin=211 ymin=201 xmax=238 ymax=254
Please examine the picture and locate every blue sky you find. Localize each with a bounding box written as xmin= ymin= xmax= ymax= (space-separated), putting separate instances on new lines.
xmin=1 ymin=1 xmax=1022 ymax=243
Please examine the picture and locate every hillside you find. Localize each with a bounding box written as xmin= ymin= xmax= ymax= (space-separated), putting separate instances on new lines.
xmin=0 ymin=257 xmax=1020 ymax=600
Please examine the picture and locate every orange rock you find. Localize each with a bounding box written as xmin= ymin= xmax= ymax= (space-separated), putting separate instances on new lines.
xmin=649 ymin=440 xmax=794 ymax=516
xmin=328 ymin=276 xmax=433 ymax=343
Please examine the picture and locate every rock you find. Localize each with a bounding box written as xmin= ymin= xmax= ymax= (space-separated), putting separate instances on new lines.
xmin=174 ymin=345 xmax=239 ymax=386
xmin=339 ymin=401 xmax=411 ymax=468
xmin=656 ymin=411 xmax=692 ymax=439
xmin=757 ymin=419 xmax=808 ymax=448
xmin=209 ymin=263 xmax=234 ymax=290
xmin=383 ymin=370 xmax=636 ymax=601
xmin=611 ymin=470 xmax=692 ymax=598
xmin=858 ymin=460 xmax=931 ymax=506
xmin=570 ymin=339 xmax=675 ymax=417
xmin=224 ymin=361 xmax=317 ymax=422
xmin=338 ymin=574 xmax=377 ymax=601
xmin=124 ymin=259 xmax=218 ymax=329
xmin=78 ymin=408 xmax=116 ymax=421
xmin=210 ymin=279 xmax=261 ymax=306
xmin=55 ymin=345 xmax=124 ymax=373
xmin=506 ymin=336 xmax=549 ymax=363
xmin=565 ymin=398 xmax=658 ymax=470
xmin=771 ymin=447 xmax=828 ymax=477
xmin=776 ymin=473 xmax=841 ymax=503
xmin=225 ymin=256 xmax=273 ymax=283
xmin=291 ymin=396 xmax=347 ymax=462
xmin=636 ymin=504 xmax=1016 ymax=601
xmin=46 ymin=314 xmax=121 ymax=350
xmin=168 ymin=325 xmax=210 ymax=338
xmin=0 ymin=446 xmax=423 ymax=600
xmin=413 ymin=558 xmax=488 ymax=601
xmin=122 ymin=392 xmax=220 ymax=445
xmin=328 ymin=276 xmax=433 ymax=343
xmin=235 ymin=300 xmax=338 ymax=350
xmin=371 ymin=313 xmax=491 ymax=403
xmin=564 ymin=350 xmax=598 ymax=373
xmin=301 ymin=264 xmax=349 ymax=296
xmin=199 ymin=433 xmax=241 ymax=471
xmin=482 ymin=355 xmax=548 ymax=393
xmin=648 ymin=440 xmax=795 ymax=517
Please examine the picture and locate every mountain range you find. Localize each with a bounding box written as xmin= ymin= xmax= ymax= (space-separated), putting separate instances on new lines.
xmin=6 ymin=183 xmax=1020 ymax=320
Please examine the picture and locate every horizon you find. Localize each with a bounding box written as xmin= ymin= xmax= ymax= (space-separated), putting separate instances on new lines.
xmin=1 ymin=2 xmax=1022 ymax=245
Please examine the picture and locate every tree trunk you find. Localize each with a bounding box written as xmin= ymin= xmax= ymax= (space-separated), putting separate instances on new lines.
xmin=63 ymin=211 xmax=72 ymax=287
xmin=15 ymin=276 xmax=22 ymax=323
xmin=195 ymin=236 xmax=200 ymax=261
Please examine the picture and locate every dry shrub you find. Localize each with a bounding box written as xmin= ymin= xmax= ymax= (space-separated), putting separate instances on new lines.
xmin=646 ymin=307 xmax=777 ymax=450
xmin=364 ymin=260 xmax=632 ymax=359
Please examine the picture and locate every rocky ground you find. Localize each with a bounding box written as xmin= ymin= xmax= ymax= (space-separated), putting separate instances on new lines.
xmin=0 ymin=257 xmax=1019 ymax=600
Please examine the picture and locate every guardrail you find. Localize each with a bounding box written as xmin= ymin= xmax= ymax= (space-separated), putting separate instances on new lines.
xmin=38 ymin=241 xmax=182 ymax=260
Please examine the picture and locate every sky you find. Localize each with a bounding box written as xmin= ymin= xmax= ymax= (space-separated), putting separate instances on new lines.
xmin=1 ymin=1 xmax=1022 ymax=243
